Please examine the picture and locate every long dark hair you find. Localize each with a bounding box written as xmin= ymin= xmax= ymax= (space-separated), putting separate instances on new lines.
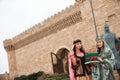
xmin=72 ymin=39 xmax=85 ymax=57
xmin=73 ymin=43 xmax=86 ymax=65
xmin=73 ymin=45 xmax=85 ymax=58
xmin=97 ymin=40 xmax=104 ymax=54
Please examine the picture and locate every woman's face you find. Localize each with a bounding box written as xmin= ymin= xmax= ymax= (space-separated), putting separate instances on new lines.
xmin=75 ymin=42 xmax=82 ymax=49
xmin=97 ymin=39 xmax=104 ymax=48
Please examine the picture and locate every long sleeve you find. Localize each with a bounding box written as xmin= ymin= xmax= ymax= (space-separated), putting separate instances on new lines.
xmin=68 ymin=53 xmax=75 ymax=80
xmin=102 ymin=49 xmax=115 ymax=71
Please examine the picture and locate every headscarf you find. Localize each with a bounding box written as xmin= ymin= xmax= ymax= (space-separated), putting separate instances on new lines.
xmin=96 ymin=36 xmax=115 ymax=71
xmin=68 ymin=39 xmax=86 ymax=80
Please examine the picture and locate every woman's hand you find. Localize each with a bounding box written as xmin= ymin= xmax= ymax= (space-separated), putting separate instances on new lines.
xmin=97 ymin=57 xmax=103 ymax=62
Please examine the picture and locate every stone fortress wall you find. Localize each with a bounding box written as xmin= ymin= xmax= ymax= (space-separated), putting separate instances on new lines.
xmin=3 ymin=0 xmax=120 ymax=80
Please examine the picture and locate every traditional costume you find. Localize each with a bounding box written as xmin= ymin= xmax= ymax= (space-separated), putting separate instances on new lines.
xmin=92 ymin=37 xmax=115 ymax=80
xmin=68 ymin=46 xmax=91 ymax=80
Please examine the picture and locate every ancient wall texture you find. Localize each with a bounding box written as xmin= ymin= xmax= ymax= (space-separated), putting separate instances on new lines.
xmin=0 ymin=73 xmax=9 ymax=80
xmin=3 ymin=0 xmax=120 ymax=80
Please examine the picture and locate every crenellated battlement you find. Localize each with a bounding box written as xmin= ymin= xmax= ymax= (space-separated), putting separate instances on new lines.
xmin=3 ymin=0 xmax=120 ymax=79
xmin=3 ymin=39 xmax=15 ymax=52
xmin=13 ymin=22 xmax=44 ymax=43
xmin=5 ymin=0 xmax=89 ymax=50
xmin=12 ymin=1 xmax=86 ymax=44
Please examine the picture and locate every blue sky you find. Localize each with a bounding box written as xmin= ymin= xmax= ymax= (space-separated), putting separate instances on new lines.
xmin=0 ymin=0 xmax=75 ymax=74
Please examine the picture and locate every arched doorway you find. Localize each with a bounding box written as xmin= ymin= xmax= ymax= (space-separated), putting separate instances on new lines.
xmin=51 ymin=48 xmax=69 ymax=74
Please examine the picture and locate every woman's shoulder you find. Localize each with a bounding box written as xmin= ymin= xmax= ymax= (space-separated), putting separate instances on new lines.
xmin=104 ymin=47 xmax=112 ymax=53
xmin=82 ymin=47 xmax=88 ymax=53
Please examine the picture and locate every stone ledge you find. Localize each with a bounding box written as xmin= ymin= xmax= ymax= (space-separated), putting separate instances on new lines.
xmin=14 ymin=11 xmax=82 ymax=49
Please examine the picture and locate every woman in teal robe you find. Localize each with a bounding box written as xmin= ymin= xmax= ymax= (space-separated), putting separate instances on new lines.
xmin=91 ymin=36 xmax=115 ymax=80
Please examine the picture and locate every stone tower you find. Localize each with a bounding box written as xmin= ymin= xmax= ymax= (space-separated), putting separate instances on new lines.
xmin=3 ymin=0 xmax=120 ymax=79
xmin=4 ymin=39 xmax=17 ymax=80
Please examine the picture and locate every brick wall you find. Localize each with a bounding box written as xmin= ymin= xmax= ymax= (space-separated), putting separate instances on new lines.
xmin=3 ymin=0 xmax=120 ymax=79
